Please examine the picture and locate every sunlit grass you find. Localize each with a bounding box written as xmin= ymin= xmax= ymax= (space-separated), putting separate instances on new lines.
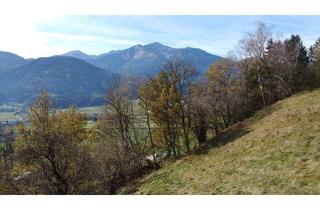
xmin=78 ymin=106 xmax=103 ymax=115
xmin=0 ymin=112 xmax=17 ymax=121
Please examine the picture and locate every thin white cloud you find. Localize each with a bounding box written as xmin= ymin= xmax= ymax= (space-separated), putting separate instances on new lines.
xmin=263 ymin=19 xmax=312 ymax=29
xmin=39 ymin=32 xmax=105 ymax=42
xmin=105 ymin=38 xmax=142 ymax=46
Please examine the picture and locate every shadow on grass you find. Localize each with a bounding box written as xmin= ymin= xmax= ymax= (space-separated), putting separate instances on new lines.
xmin=248 ymin=103 xmax=282 ymax=125
xmin=194 ymin=101 xmax=286 ymax=156
xmin=194 ymin=122 xmax=252 ymax=156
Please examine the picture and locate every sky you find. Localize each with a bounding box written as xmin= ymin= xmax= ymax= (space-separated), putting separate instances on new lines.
xmin=1 ymin=16 xmax=320 ymax=58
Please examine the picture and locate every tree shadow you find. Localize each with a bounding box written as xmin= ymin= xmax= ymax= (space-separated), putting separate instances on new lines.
xmin=193 ymin=101 xmax=286 ymax=156
xmin=247 ymin=103 xmax=282 ymax=125
xmin=194 ymin=122 xmax=252 ymax=156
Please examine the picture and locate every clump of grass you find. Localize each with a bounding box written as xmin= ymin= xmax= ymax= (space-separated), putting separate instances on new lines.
xmin=136 ymin=90 xmax=320 ymax=194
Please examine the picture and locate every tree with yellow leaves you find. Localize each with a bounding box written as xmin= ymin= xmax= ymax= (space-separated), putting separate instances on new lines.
xmin=16 ymin=91 xmax=96 ymax=194
xmin=139 ymin=59 xmax=196 ymax=157
xmin=207 ymin=58 xmax=243 ymax=129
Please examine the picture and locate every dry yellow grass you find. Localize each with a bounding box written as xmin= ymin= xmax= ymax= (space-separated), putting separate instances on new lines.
xmin=135 ymin=90 xmax=320 ymax=194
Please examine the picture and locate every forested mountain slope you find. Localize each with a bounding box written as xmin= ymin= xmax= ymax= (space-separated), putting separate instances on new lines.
xmin=0 ymin=51 xmax=28 ymax=74
xmin=136 ymin=90 xmax=320 ymax=194
xmin=0 ymin=56 xmax=120 ymax=107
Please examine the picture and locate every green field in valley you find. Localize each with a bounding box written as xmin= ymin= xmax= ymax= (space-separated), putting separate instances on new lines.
xmin=0 ymin=112 xmax=18 ymax=121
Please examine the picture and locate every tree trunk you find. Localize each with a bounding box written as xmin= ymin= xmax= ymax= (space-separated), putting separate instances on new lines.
xmin=145 ymin=109 xmax=158 ymax=168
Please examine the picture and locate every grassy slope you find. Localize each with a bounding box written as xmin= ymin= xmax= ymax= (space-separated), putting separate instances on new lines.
xmin=136 ymin=90 xmax=320 ymax=194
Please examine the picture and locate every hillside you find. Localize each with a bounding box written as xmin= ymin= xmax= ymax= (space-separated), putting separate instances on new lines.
xmin=0 ymin=56 xmax=120 ymax=107
xmin=135 ymin=90 xmax=320 ymax=194
xmin=0 ymin=51 xmax=28 ymax=74
xmin=64 ymin=42 xmax=221 ymax=76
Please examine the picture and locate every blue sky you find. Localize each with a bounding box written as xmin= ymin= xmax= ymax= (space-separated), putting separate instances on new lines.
xmin=2 ymin=16 xmax=320 ymax=58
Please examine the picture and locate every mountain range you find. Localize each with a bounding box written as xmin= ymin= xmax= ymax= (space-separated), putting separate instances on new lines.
xmin=0 ymin=43 xmax=221 ymax=107
xmin=62 ymin=42 xmax=221 ymax=76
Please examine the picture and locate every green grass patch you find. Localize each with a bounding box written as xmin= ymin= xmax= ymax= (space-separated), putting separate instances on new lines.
xmin=0 ymin=112 xmax=17 ymax=121
xmin=78 ymin=106 xmax=103 ymax=115
xmin=86 ymin=120 xmax=97 ymax=129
